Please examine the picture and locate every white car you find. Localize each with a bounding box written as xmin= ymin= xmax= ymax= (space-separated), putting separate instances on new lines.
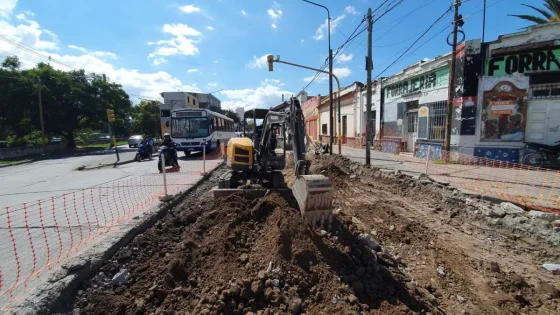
xmin=128 ymin=135 xmax=143 ymax=148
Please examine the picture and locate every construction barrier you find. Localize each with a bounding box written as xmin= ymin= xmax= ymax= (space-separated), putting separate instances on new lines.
xmin=0 ymin=145 xmax=225 ymax=312
xmin=386 ymin=148 xmax=560 ymax=213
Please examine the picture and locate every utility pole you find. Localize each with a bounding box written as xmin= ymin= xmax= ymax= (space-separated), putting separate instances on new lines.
xmin=365 ymin=8 xmax=373 ymax=166
xmin=329 ymin=48 xmax=334 ymax=155
xmin=443 ymin=0 xmax=460 ymax=156
xmin=37 ymin=77 xmax=45 ymax=151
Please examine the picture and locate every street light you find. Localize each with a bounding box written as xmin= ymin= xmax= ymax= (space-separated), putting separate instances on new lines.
xmin=302 ymin=0 xmax=334 ymax=155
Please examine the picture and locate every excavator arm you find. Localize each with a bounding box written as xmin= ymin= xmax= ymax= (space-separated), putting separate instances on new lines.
xmin=284 ymin=98 xmax=334 ymax=226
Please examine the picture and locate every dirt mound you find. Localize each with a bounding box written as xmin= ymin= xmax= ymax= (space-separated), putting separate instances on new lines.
xmin=71 ymin=187 xmax=433 ymax=314
xmin=67 ymin=154 xmax=560 ymax=315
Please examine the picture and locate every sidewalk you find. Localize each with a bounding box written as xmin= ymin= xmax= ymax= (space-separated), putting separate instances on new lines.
xmin=341 ymin=146 xmax=560 ymax=212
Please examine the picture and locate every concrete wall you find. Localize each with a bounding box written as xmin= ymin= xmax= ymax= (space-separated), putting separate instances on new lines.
xmin=0 ymin=144 xmax=65 ymax=160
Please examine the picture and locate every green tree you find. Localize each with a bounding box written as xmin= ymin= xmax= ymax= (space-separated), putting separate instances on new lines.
xmin=1 ymin=56 xmax=21 ymax=71
xmin=510 ymin=0 xmax=560 ymax=24
xmin=131 ymin=100 xmax=161 ymax=137
xmin=0 ymin=58 xmax=132 ymax=148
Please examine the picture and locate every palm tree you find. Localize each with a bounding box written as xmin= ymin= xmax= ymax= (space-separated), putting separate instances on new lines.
xmin=510 ymin=0 xmax=560 ymax=24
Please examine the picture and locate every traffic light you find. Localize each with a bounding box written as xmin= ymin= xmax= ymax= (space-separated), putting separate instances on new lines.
xmin=106 ymin=109 xmax=116 ymax=123
xmin=267 ymin=55 xmax=274 ymax=72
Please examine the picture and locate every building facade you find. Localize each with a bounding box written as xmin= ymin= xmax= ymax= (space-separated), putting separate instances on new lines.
xmin=355 ymin=81 xmax=381 ymax=146
xmin=302 ymin=95 xmax=321 ymax=141
xmin=318 ymin=82 xmax=364 ymax=146
xmin=473 ymin=22 xmax=560 ymax=162
xmin=379 ymin=53 xmax=451 ymax=153
xmin=187 ymin=92 xmax=221 ymax=111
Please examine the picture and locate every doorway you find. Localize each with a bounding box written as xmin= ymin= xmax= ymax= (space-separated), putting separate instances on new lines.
xmin=527 ymin=99 xmax=560 ymax=145
xmin=405 ymin=101 xmax=419 ymax=152
xmin=342 ymin=115 xmax=348 ymax=144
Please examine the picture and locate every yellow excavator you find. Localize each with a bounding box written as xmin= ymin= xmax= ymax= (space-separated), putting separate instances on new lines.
xmin=213 ymin=97 xmax=334 ymax=226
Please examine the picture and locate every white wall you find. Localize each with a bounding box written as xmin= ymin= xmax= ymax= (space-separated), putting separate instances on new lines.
xmin=487 ymin=22 xmax=560 ymax=52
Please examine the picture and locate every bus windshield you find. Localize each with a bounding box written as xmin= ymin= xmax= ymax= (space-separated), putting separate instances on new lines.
xmin=171 ymin=117 xmax=209 ymax=138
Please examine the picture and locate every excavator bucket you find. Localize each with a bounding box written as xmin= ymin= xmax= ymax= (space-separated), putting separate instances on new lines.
xmin=292 ymin=174 xmax=334 ymax=228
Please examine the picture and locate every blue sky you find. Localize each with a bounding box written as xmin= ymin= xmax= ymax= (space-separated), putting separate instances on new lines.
xmin=0 ymin=0 xmax=541 ymax=110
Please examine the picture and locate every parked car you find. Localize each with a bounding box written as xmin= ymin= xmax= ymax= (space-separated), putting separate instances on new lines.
xmin=128 ymin=135 xmax=143 ymax=148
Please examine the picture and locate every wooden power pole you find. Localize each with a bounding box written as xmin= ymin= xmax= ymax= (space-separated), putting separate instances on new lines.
xmin=365 ymin=8 xmax=373 ymax=166
xmin=443 ymin=0 xmax=460 ymax=156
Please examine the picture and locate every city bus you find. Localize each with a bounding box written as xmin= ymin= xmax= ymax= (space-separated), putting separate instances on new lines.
xmin=166 ymin=108 xmax=235 ymax=155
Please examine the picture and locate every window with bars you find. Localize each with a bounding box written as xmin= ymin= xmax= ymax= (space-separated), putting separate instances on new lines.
xmin=427 ymin=101 xmax=446 ymax=140
xmin=529 ymin=84 xmax=560 ymax=99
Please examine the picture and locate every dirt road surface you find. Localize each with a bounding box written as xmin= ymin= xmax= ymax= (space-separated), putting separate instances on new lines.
xmin=63 ymin=155 xmax=560 ymax=314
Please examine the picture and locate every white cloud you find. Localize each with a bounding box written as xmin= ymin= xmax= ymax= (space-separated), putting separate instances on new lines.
xmin=90 ymin=51 xmax=118 ymax=60
xmin=262 ymin=78 xmax=283 ymax=86
xmin=153 ymin=58 xmax=167 ymax=66
xmin=336 ymin=53 xmax=353 ymax=63
xmin=162 ymin=23 xmax=202 ymax=37
xmin=303 ymin=67 xmax=352 ymax=83
xmin=212 ymin=60 xmax=219 ymax=63
xmin=221 ymin=80 xmax=292 ymax=110
xmin=0 ymin=4 xmax=200 ymax=101
xmin=313 ymin=14 xmax=345 ymax=40
xmin=68 ymin=44 xmax=87 ymax=53
xmin=267 ymin=2 xmax=282 ymax=30
xmin=246 ymin=54 xmax=269 ymax=69
xmin=344 ymin=6 xmax=360 ymax=16
xmin=241 ymin=9 xmax=246 ymax=15
xmin=148 ymin=23 xmax=202 ymax=59
xmin=300 ymin=39 xmax=304 ymax=43
xmin=207 ymin=82 xmax=218 ymax=88
xmin=187 ymin=68 xmax=199 ymax=73
xmin=0 ymin=11 xmax=58 ymax=50
xmin=0 ymin=0 xmax=17 ymax=18
xmin=179 ymin=4 xmax=201 ymax=14
xmin=205 ymin=26 xmax=214 ymax=31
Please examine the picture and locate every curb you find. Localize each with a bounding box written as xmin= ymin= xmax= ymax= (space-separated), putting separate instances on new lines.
xmin=80 ymin=159 xmax=136 ymax=171
xmin=0 ymin=160 xmax=33 ymax=169
xmin=13 ymin=163 xmax=223 ymax=315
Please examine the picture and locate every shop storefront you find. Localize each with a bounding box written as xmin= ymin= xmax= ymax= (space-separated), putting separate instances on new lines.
xmin=476 ymin=22 xmax=560 ymax=162
xmin=380 ymin=53 xmax=451 ymax=154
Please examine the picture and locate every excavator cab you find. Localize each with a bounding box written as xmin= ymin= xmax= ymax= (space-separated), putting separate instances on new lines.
xmin=214 ymin=99 xmax=334 ymax=227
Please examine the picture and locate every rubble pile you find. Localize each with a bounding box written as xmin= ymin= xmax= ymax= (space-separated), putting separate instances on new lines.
xmin=67 ymin=155 xmax=560 ymax=314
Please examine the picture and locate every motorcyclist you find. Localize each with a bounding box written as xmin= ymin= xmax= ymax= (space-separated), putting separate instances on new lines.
xmin=161 ymin=133 xmax=180 ymax=168
xmin=142 ymin=134 xmax=153 ymax=155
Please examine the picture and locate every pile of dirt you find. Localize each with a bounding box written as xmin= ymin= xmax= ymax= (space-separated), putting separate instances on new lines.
xmin=70 ymin=185 xmax=436 ymax=314
xmin=66 ymin=154 xmax=560 ymax=314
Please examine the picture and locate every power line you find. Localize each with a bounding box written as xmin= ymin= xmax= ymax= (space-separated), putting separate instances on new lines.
xmin=375 ymin=6 xmax=452 ymax=79
xmin=302 ymin=16 xmax=367 ymax=91
xmin=372 ymin=0 xmax=407 ymax=24
xmin=374 ymin=0 xmax=506 ymax=76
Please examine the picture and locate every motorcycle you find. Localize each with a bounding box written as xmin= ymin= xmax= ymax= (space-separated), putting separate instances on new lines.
xmin=135 ymin=141 xmax=153 ymax=162
xmin=158 ymin=145 xmax=180 ymax=173
xmin=521 ymin=141 xmax=560 ymax=168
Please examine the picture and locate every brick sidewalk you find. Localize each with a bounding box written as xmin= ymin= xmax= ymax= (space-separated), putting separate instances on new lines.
xmin=341 ymin=146 xmax=560 ymax=212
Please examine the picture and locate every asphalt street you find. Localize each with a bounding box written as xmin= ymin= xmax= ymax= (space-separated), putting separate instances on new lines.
xmin=0 ymin=145 xmax=138 ymax=209
xmin=0 ymin=148 xmax=223 ymax=309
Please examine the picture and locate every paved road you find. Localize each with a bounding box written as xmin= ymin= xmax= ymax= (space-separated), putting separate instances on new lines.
xmin=0 ymin=146 xmax=139 ymax=209
xmin=0 ymin=148 xmax=223 ymax=310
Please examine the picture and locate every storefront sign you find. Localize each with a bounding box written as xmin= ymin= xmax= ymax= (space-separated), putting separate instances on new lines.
xmin=418 ymin=106 xmax=429 ymax=117
xmin=385 ymin=67 xmax=449 ymax=99
xmin=480 ymin=80 xmax=528 ymax=142
xmin=486 ymin=48 xmax=560 ymax=76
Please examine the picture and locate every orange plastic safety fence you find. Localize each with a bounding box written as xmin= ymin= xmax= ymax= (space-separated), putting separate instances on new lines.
xmin=0 ymin=146 xmax=225 ymax=312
